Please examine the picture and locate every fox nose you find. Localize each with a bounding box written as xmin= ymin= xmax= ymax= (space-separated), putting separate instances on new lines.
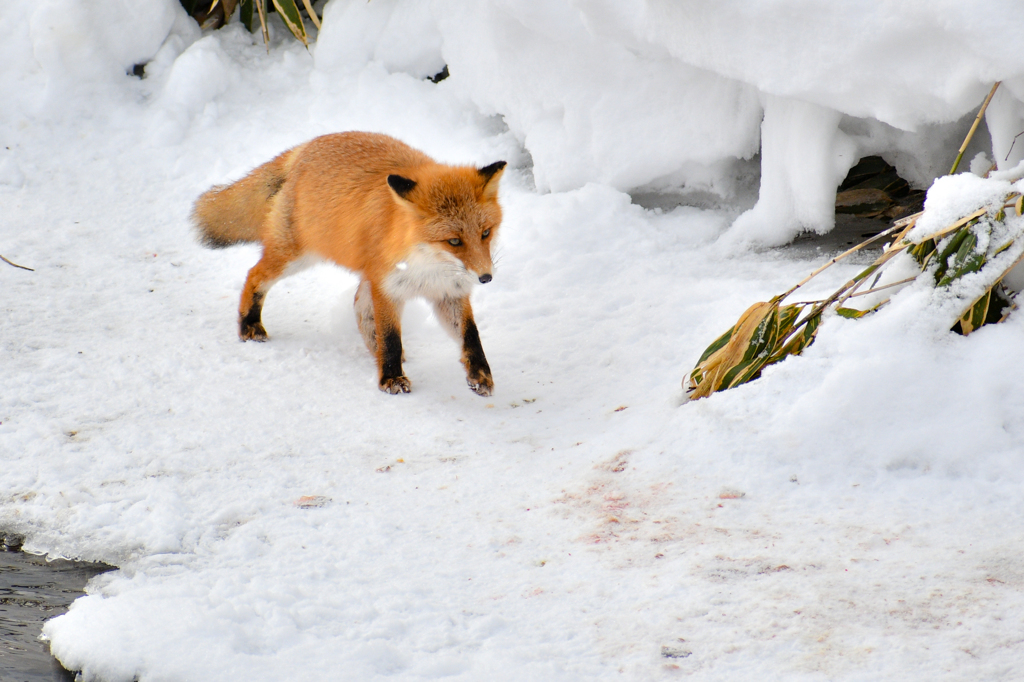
xmin=478 ymin=273 xmax=492 ymax=284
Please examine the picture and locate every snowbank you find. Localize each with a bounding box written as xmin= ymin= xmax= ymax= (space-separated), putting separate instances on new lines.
xmin=29 ymin=0 xmax=183 ymax=99
xmin=314 ymin=0 xmax=1024 ymax=243
xmin=19 ymin=0 xmax=1020 ymax=243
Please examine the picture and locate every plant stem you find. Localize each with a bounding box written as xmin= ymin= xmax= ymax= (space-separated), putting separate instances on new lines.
xmin=1 ymin=254 xmax=33 ymax=271
xmin=950 ymin=82 xmax=1001 ymax=175
xmin=906 ymin=208 xmax=987 ymax=246
xmin=256 ymin=0 xmax=269 ymax=50
xmin=784 ymin=243 xmax=909 ymax=340
xmin=781 ymin=222 xmax=906 ymax=299
xmin=845 ymin=275 xmax=919 ymax=299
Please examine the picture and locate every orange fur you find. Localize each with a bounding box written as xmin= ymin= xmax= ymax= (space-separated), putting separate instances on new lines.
xmin=193 ymin=131 xmax=506 ymax=395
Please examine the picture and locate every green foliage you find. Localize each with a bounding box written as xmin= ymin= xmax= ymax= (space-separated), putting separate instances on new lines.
xmin=181 ymin=0 xmax=321 ymax=48
xmin=685 ymin=193 xmax=1024 ymax=401
xmin=686 ymin=299 xmax=820 ymax=400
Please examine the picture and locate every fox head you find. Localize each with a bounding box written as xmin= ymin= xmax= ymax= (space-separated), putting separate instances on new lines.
xmin=386 ymin=161 xmax=506 ymax=287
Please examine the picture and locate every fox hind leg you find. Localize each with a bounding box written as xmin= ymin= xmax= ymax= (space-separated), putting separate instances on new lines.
xmin=238 ymin=243 xmax=300 ymax=341
xmin=354 ymin=279 xmax=377 ymax=354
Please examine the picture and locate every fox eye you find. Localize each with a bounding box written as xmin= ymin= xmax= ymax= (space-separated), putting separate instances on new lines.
xmin=448 ymin=238 xmax=463 ymax=247
xmin=482 ymin=229 xmax=491 ymax=239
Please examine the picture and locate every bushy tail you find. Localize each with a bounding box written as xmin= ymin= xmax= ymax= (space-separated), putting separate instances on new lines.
xmin=191 ymin=150 xmax=293 ymax=248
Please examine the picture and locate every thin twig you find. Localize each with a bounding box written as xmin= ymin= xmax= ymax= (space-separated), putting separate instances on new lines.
xmin=891 ymin=211 xmax=924 ymax=229
xmin=841 ymin=261 xmax=887 ymax=304
xmin=781 ymin=222 xmax=906 ymax=300
xmin=889 ymin=219 xmax=919 ymax=250
xmin=256 ymin=0 xmax=269 ymax=50
xmin=950 ymin=82 xmax=1001 ymax=175
xmin=906 ymin=207 xmax=987 ymax=246
xmin=1 ymin=254 xmax=34 ymax=271
xmin=1004 ymin=130 xmax=1024 ymax=162
xmin=828 ymin=245 xmax=907 ymax=308
xmin=834 ymin=221 xmax=919 ymax=305
xmin=785 ymin=243 xmax=909 ymax=340
xmin=836 ymin=272 xmax=873 ymax=307
xmin=846 ymin=276 xmax=919 ymax=299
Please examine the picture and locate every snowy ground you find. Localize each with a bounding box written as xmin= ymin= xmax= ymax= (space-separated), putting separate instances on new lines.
xmin=4 ymin=2 xmax=1024 ymax=681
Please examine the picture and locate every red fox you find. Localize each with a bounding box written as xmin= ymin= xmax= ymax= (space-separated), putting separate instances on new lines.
xmin=192 ymin=132 xmax=506 ymax=395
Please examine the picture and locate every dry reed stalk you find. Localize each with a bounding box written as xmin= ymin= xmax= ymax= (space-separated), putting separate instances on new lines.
xmin=845 ymin=275 xmax=919 ymax=299
xmin=1 ymin=254 xmax=34 ymax=271
xmin=255 ymin=0 xmax=270 ymax=50
xmin=949 ymin=82 xmax=1001 ymax=175
xmin=781 ymin=222 xmax=906 ymax=298
xmin=906 ymin=207 xmax=987 ymax=245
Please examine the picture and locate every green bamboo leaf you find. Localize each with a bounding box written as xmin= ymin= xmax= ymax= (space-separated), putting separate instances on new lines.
xmin=744 ymin=304 xmax=781 ymax=361
xmin=719 ymin=304 xmax=780 ymax=389
xmin=240 ymin=0 xmax=254 ymax=32
xmin=959 ymin=289 xmax=991 ymax=335
xmin=271 ymin=0 xmax=308 ymax=46
xmin=300 ymin=0 xmax=321 ymax=29
xmin=776 ymin=304 xmax=803 ymax=337
xmin=932 ymin=226 xmax=972 ymax=284
xmin=798 ymin=310 xmax=822 ymax=344
xmin=937 ymin=230 xmax=985 ymax=287
xmin=852 ymin=263 xmax=880 ymax=283
xmin=695 ymin=327 xmax=734 ymax=366
xmin=992 ymin=238 xmax=1014 ymax=257
xmin=686 ymin=298 xmax=784 ymax=399
xmin=908 ymin=238 xmax=935 ymax=265
xmin=725 ymin=357 xmax=767 ymax=389
xmin=769 ymin=303 xmax=812 ymax=359
xmin=689 ymin=325 xmax=735 ymax=389
xmin=767 ymin=309 xmax=821 ymax=365
xmin=835 ymin=307 xmax=870 ymax=319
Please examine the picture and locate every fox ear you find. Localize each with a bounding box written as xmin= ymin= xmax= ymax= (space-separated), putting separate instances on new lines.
xmin=478 ymin=161 xmax=506 ymax=200
xmin=387 ymin=174 xmax=416 ymax=199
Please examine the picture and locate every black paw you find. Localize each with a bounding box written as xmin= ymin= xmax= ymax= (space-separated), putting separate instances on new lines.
xmin=380 ymin=376 xmax=412 ymax=394
xmin=467 ymin=371 xmax=493 ymax=397
xmin=239 ymin=321 xmax=268 ymax=341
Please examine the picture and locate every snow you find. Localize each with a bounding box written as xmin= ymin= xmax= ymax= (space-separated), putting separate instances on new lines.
xmin=3 ymin=0 xmax=1024 ymax=680
xmin=724 ymin=95 xmax=858 ymax=247
xmin=315 ymin=0 xmax=445 ymax=80
xmin=315 ymin=0 xmax=1024 ymax=242
xmin=907 ymin=173 xmax=1016 ymax=242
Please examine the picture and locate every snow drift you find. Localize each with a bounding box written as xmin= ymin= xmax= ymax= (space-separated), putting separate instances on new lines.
xmin=320 ymin=0 xmax=1024 ymax=243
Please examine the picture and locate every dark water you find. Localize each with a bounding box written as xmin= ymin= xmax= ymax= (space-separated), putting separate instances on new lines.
xmin=1 ymin=545 xmax=114 ymax=682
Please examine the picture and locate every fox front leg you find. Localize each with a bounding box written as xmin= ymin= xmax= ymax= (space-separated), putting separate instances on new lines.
xmin=370 ymin=284 xmax=411 ymax=394
xmin=433 ymin=296 xmax=493 ymax=396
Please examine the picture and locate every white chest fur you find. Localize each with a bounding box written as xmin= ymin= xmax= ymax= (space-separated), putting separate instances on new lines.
xmin=382 ymin=243 xmax=476 ymax=302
